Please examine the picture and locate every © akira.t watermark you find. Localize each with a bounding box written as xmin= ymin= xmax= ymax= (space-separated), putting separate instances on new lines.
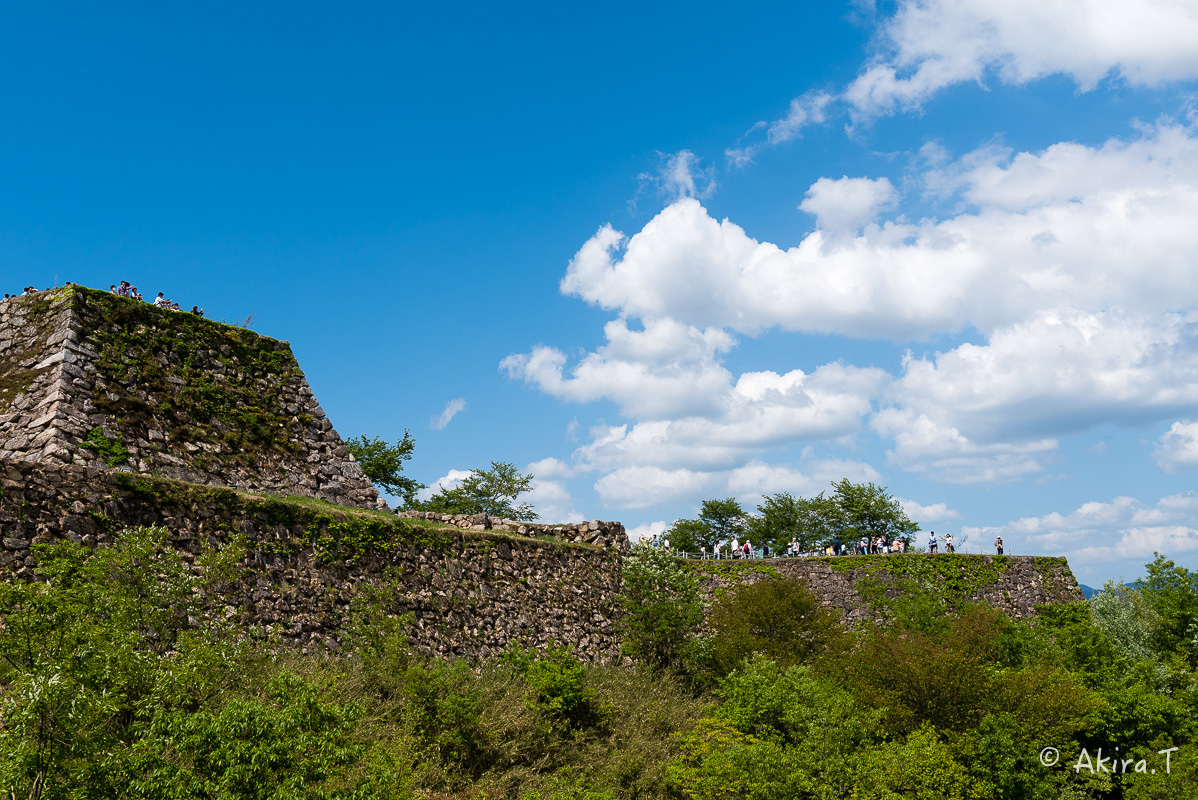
xmin=1039 ymin=745 xmax=1178 ymax=775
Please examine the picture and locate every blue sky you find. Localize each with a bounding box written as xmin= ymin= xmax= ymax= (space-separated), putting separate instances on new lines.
xmin=5 ymin=1 xmax=1198 ymax=586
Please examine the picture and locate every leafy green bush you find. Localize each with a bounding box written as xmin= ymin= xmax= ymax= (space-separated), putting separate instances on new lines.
xmin=504 ymin=645 xmax=607 ymax=731
xmin=707 ymin=574 xmax=847 ymax=674
xmin=128 ymin=672 xmax=366 ymax=799
xmin=618 ymin=543 xmax=706 ymax=674
xmin=0 ymin=527 xmax=247 ymax=798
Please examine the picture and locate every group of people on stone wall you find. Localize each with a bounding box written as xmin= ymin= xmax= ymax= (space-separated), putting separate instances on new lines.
xmin=4 ymin=285 xmax=49 ymax=299
xmin=3 ymin=282 xmax=206 ymax=319
xmin=655 ymin=529 xmax=1009 ymax=559
xmin=111 ymin=280 xmax=204 ymax=316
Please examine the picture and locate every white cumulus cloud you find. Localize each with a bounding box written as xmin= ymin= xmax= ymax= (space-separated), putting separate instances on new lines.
xmin=501 ymin=318 xmax=736 ymax=420
xmin=1154 ymin=421 xmax=1198 ymax=473
xmin=593 ymin=456 xmax=883 ymax=511
xmin=534 ymin=123 xmax=1198 ymax=481
xmin=508 ymin=112 xmax=1198 ymax=498
xmin=800 ymin=176 xmax=899 ymax=235
xmin=594 ymin=466 xmax=717 ymax=509
xmin=626 ymin=520 xmax=669 ymax=542
xmin=416 ymin=468 xmax=473 ymax=502
xmin=845 ymin=0 xmax=1198 ymax=118
xmin=875 ymin=307 xmax=1198 ymax=479
xmin=560 ymin=124 xmax=1198 ymax=342
xmin=897 ymin=498 xmax=962 ymax=524
xmin=522 ymin=457 xmax=583 ymax=523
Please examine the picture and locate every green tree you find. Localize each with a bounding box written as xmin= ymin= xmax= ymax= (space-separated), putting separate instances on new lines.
xmin=1139 ymin=553 xmax=1198 ymax=661
xmin=1090 ymin=580 xmax=1160 ymax=661
xmin=618 ymin=543 xmax=706 ymax=673
xmin=830 ymin=478 xmax=918 ymax=542
xmin=697 ymin=498 xmax=747 ymax=548
xmin=747 ymin=491 xmax=847 ymax=555
xmin=666 ymin=518 xmax=710 ymax=554
xmin=423 ymin=461 xmax=537 ymax=521
xmin=345 ymin=430 xmax=425 ymax=507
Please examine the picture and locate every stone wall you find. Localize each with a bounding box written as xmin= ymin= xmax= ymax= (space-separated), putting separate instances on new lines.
xmin=0 ymin=459 xmax=624 ymax=660
xmin=0 ymin=288 xmax=383 ymax=510
xmin=396 ymin=510 xmax=630 ymax=551
xmin=0 ymin=457 xmax=1089 ymax=660
xmin=688 ymin=554 xmax=1084 ymax=624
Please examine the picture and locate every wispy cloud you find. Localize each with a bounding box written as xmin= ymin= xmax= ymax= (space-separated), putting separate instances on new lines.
xmin=726 ymin=91 xmax=834 ymax=167
xmin=635 ymin=150 xmax=716 ymax=207
xmin=726 ymin=1 xmax=1198 ymax=163
xmin=431 ymin=397 xmax=466 ymax=430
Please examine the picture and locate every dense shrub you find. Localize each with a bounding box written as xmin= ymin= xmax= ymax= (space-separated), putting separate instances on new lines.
xmin=127 ymin=672 xmax=365 ymax=799
xmin=1091 ymin=580 xmax=1160 ymax=660
xmin=707 ymin=574 xmax=847 ymax=674
xmin=618 ymin=543 xmax=706 ymax=674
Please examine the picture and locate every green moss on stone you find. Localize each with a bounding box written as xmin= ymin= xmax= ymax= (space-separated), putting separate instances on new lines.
xmin=93 ymin=469 xmax=594 ymax=568
xmin=686 ymin=560 xmax=780 ymax=580
xmin=80 ymin=427 xmax=130 ymax=467
xmin=73 ymin=287 xmax=304 ymax=469
xmin=829 ymin=553 xmax=1012 ymax=617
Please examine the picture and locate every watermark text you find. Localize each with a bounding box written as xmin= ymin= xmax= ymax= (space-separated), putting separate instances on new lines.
xmin=1039 ymin=746 xmax=1177 ymax=775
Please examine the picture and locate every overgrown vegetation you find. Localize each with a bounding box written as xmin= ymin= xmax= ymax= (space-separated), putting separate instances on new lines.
xmin=71 ymin=287 xmax=306 ymax=471
xmin=618 ymin=544 xmax=707 ymax=674
xmin=706 ymin=574 xmax=848 ymax=673
xmin=3 ymin=524 xmax=1198 ymax=798
xmin=0 ymin=528 xmax=700 ymax=799
xmin=78 ymin=426 xmax=130 ymax=466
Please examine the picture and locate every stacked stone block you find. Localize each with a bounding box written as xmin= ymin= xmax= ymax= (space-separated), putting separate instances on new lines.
xmin=0 ymin=288 xmax=383 ymax=510
xmin=396 ymin=510 xmax=630 ymax=550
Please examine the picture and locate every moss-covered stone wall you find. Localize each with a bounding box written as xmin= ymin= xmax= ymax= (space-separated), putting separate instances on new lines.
xmin=0 ymin=458 xmax=624 ymax=660
xmin=0 ymin=287 xmax=382 ymax=510
xmin=688 ymin=552 xmax=1083 ymax=624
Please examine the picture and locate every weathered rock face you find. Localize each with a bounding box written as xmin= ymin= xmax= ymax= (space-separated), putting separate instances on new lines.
xmin=396 ymin=510 xmax=630 ymax=551
xmin=0 ymin=288 xmax=382 ymax=510
xmin=0 ymin=460 xmax=625 ymax=660
xmin=689 ymin=554 xmax=1084 ymax=624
